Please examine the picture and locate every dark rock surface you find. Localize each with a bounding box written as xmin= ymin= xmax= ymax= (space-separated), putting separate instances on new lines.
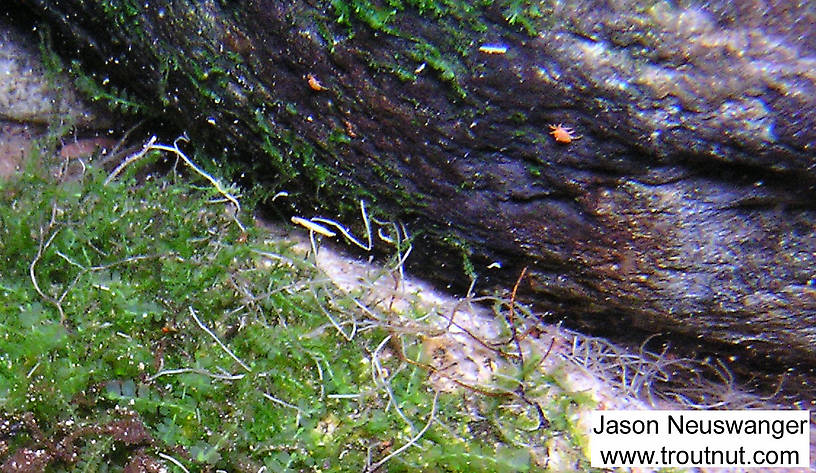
xmin=7 ymin=0 xmax=815 ymax=401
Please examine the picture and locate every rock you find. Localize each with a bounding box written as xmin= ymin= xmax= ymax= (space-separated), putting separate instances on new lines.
xmin=7 ymin=0 xmax=815 ymax=400
xmin=0 ymin=15 xmax=105 ymax=126
xmin=0 ymin=122 xmax=34 ymax=179
xmin=0 ymin=14 xmax=115 ymax=181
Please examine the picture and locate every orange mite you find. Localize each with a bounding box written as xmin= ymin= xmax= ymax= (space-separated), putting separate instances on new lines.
xmin=307 ymin=73 xmax=325 ymax=91
xmin=342 ymin=119 xmax=357 ymax=138
xmin=548 ymin=123 xmax=581 ymax=144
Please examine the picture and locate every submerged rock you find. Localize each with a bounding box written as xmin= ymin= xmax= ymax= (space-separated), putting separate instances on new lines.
xmin=0 ymin=16 xmax=104 ymax=126
xmin=7 ymin=0 xmax=815 ymax=400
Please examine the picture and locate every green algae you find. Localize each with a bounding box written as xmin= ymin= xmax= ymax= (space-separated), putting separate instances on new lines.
xmin=0 ymin=131 xmax=596 ymax=471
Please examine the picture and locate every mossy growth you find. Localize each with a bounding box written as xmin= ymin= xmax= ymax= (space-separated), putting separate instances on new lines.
xmin=0 ymin=129 xmax=598 ymax=471
xmin=325 ymin=0 xmax=549 ymax=98
xmin=68 ymin=59 xmax=151 ymax=116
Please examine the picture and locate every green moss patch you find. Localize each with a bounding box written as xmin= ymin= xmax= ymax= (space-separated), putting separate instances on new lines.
xmin=0 ymin=135 xmax=595 ymax=471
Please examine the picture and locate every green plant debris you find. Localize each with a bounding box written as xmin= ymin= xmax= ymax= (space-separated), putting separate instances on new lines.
xmin=501 ymin=0 xmax=545 ymax=36
xmin=324 ymin=0 xmax=549 ymax=98
xmin=68 ymin=60 xmax=150 ymax=116
xmin=0 ymin=131 xmax=596 ymax=471
xmin=442 ymin=233 xmax=478 ymax=282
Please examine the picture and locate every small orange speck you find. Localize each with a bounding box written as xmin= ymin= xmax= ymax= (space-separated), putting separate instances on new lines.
xmin=549 ymin=123 xmax=581 ymax=144
xmin=343 ymin=119 xmax=357 ymax=138
xmin=307 ymin=74 xmax=325 ymax=91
